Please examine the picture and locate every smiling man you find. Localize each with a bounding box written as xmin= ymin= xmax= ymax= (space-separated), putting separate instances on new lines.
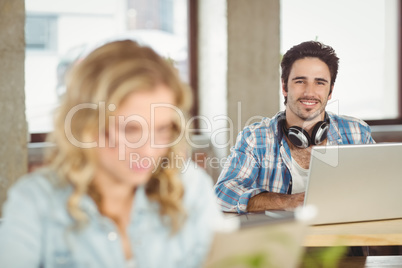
xmin=214 ymin=41 xmax=375 ymax=213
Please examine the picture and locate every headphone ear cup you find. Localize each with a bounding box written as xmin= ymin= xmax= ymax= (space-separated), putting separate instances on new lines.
xmin=311 ymin=121 xmax=329 ymax=145
xmin=287 ymin=126 xmax=311 ymax=149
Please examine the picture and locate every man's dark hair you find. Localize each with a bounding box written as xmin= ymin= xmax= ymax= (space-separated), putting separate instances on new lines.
xmin=281 ymin=41 xmax=339 ymax=105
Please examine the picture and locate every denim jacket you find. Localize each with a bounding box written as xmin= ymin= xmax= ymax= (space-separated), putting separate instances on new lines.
xmin=0 ymin=162 xmax=221 ymax=268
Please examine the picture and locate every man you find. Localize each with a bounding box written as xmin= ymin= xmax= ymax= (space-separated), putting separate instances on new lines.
xmin=214 ymin=41 xmax=375 ymax=213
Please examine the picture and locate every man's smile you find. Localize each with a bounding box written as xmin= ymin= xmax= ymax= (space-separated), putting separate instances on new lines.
xmin=299 ymin=98 xmax=320 ymax=107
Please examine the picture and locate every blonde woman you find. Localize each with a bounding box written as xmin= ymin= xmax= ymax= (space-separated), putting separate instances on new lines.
xmin=0 ymin=40 xmax=221 ymax=267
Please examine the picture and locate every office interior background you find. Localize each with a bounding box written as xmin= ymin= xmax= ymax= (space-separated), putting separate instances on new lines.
xmin=0 ymin=0 xmax=401 ymax=211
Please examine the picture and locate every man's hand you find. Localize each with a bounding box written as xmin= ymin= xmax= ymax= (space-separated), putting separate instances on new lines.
xmin=247 ymin=192 xmax=305 ymax=212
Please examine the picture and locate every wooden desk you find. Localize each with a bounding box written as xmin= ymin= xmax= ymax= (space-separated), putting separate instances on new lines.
xmin=304 ymin=256 xmax=402 ymax=268
xmin=304 ymin=218 xmax=402 ymax=247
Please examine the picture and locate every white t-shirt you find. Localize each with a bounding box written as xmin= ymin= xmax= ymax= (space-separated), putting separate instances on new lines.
xmin=290 ymin=158 xmax=309 ymax=194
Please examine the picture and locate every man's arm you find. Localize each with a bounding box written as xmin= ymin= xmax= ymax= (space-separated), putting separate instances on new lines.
xmin=247 ymin=192 xmax=305 ymax=212
xmin=214 ymin=128 xmax=263 ymax=213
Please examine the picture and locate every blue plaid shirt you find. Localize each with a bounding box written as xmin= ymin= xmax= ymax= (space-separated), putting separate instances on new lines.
xmin=214 ymin=111 xmax=375 ymax=213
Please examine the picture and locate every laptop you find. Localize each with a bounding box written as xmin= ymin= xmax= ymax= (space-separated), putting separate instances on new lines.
xmin=304 ymin=143 xmax=402 ymax=225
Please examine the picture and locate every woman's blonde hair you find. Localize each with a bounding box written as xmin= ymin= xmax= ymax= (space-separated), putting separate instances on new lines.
xmin=45 ymin=40 xmax=191 ymax=233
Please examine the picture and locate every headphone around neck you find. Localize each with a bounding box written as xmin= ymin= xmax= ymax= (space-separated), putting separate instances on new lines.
xmin=278 ymin=111 xmax=329 ymax=149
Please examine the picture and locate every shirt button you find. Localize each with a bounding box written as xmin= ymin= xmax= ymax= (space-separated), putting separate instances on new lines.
xmin=108 ymin=232 xmax=118 ymax=241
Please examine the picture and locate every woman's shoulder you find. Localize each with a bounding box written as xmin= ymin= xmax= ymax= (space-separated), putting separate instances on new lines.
xmin=11 ymin=168 xmax=57 ymax=192
xmin=178 ymin=161 xmax=225 ymax=230
xmin=178 ymin=162 xmax=218 ymax=210
xmin=5 ymin=168 xmax=67 ymax=209
xmin=179 ymin=162 xmax=214 ymax=191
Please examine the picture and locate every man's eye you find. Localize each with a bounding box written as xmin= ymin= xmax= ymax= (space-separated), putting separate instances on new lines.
xmin=295 ymin=80 xmax=304 ymax=84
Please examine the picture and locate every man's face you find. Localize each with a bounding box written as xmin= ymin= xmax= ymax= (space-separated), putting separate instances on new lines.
xmin=282 ymin=57 xmax=333 ymax=122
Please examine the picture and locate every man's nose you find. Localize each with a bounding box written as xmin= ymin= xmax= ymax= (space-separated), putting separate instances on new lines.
xmin=303 ymin=82 xmax=314 ymax=96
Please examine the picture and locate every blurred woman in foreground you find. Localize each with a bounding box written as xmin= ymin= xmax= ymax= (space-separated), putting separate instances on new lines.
xmin=0 ymin=40 xmax=221 ymax=267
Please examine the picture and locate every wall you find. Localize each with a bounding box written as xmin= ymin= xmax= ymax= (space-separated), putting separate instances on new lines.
xmin=197 ymin=0 xmax=280 ymax=181
xmin=227 ymin=0 xmax=280 ymax=138
xmin=0 ymin=0 xmax=27 ymax=213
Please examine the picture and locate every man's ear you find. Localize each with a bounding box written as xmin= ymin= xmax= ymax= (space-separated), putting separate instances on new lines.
xmin=328 ymin=85 xmax=334 ymax=100
xmin=281 ymin=79 xmax=287 ymax=97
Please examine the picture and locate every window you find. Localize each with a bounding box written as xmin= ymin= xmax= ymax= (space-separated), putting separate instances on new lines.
xmin=25 ymin=0 xmax=189 ymax=135
xmin=127 ymin=0 xmax=189 ymax=82
xmin=26 ymin=15 xmax=57 ymax=51
xmin=280 ymin=0 xmax=400 ymax=122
